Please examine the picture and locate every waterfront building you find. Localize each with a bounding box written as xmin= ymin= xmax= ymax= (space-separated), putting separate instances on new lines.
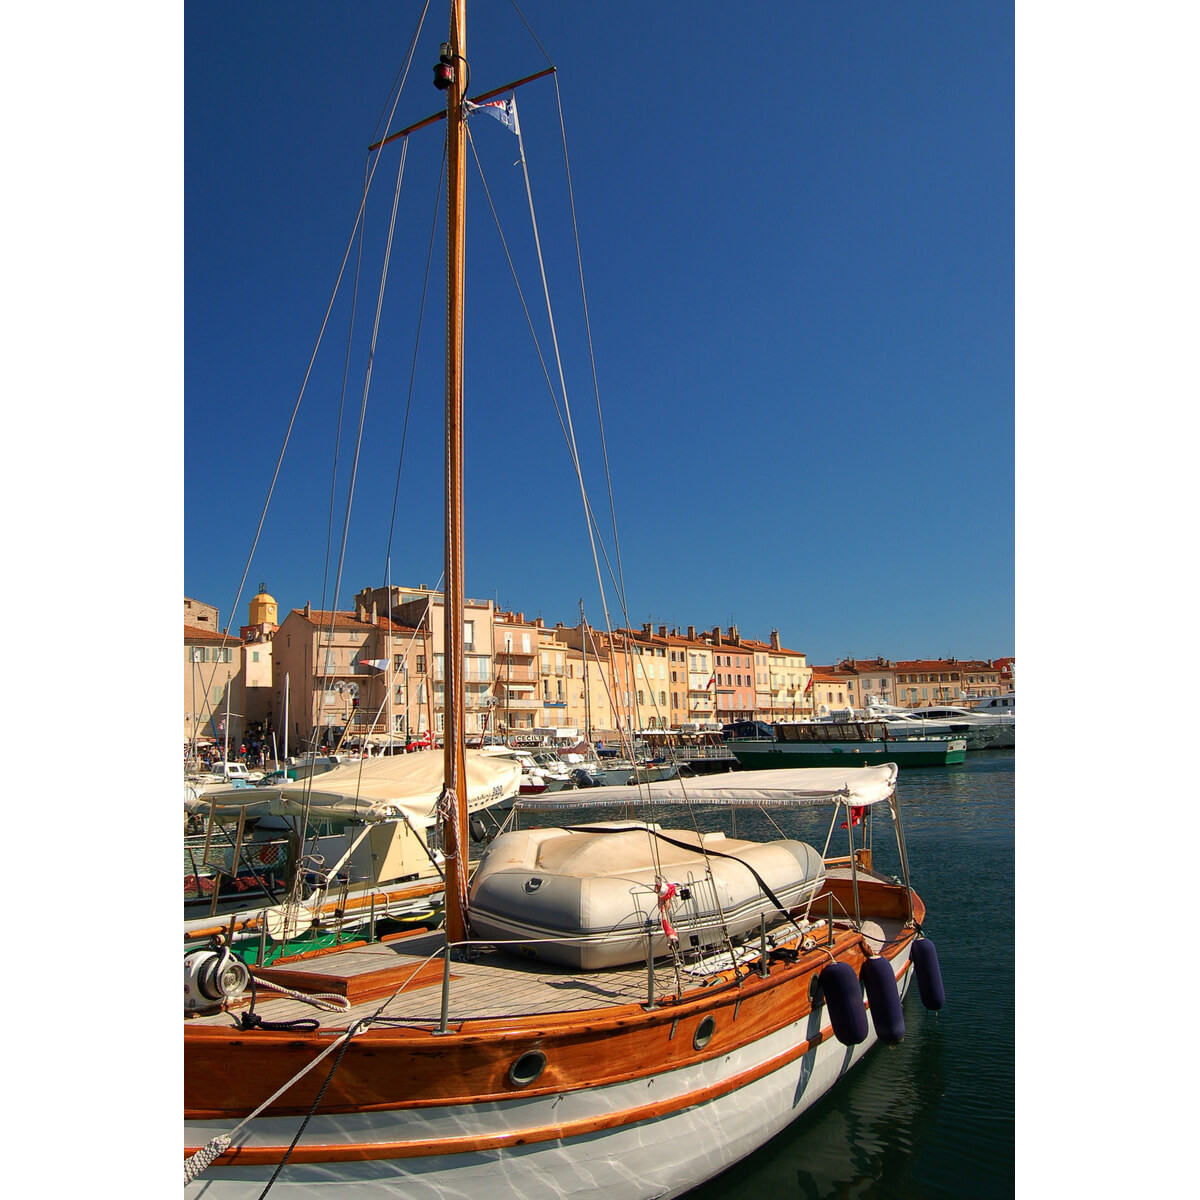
xmin=955 ymin=659 xmax=1008 ymax=701
xmin=354 ymin=585 xmax=496 ymax=743
xmin=741 ymin=630 xmax=812 ymax=722
xmin=809 ymin=664 xmax=860 ymax=717
xmin=994 ymin=657 xmax=1015 ymax=695
xmin=271 ymin=601 xmax=423 ymax=748
xmin=891 ymin=658 xmax=967 ymax=707
xmin=184 ymin=597 xmax=244 ymax=752
xmin=554 ymin=622 xmax=641 ymax=746
xmin=831 ymin=657 xmax=896 ymax=712
xmin=189 ymin=583 xmax=1010 ymax=743
xmin=700 ymin=627 xmax=756 ymax=725
xmin=492 ymin=611 xmax=540 ymax=735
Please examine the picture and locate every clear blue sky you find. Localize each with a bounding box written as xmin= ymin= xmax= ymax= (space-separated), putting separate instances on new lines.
xmin=185 ymin=1 xmax=1014 ymax=665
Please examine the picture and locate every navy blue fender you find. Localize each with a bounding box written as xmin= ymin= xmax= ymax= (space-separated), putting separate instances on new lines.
xmin=911 ymin=937 xmax=946 ymax=1011
xmin=820 ymin=961 xmax=868 ymax=1046
xmin=861 ymin=955 xmax=906 ymax=1044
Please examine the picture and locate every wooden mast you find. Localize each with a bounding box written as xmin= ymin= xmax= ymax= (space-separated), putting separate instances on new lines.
xmin=443 ymin=0 xmax=469 ymax=944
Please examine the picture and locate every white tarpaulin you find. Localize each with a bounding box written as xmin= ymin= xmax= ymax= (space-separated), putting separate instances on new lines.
xmin=513 ymin=763 xmax=898 ymax=811
xmin=184 ymin=750 xmax=521 ymax=827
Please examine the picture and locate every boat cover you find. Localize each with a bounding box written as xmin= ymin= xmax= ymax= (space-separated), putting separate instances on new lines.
xmin=183 ymin=750 xmax=521 ymax=827
xmin=469 ymin=822 xmax=827 ymax=969
xmin=512 ymin=763 xmax=898 ymax=812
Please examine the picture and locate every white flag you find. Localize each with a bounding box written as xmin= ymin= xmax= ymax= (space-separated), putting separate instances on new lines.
xmin=464 ymin=95 xmax=520 ymax=137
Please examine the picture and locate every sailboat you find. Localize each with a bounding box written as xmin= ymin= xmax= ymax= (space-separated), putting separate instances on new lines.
xmin=183 ymin=5 xmax=944 ymax=1195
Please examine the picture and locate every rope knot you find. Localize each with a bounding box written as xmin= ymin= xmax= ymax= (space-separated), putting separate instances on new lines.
xmin=184 ymin=1134 xmax=232 ymax=1184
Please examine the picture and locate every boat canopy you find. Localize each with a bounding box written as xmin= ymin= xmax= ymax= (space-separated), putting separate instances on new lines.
xmin=184 ymin=750 xmax=521 ymax=827
xmin=513 ymin=763 xmax=898 ymax=811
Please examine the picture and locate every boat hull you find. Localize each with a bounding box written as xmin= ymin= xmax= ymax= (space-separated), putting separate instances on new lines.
xmin=184 ymin=933 xmax=915 ymax=1199
xmin=728 ymin=738 xmax=966 ymax=768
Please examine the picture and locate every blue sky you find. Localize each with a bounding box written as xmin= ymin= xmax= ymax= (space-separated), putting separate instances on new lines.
xmin=184 ymin=0 xmax=1013 ymax=665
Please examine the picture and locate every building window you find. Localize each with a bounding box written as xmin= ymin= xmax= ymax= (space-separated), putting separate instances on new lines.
xmin=463 ymin=620 xmax=474 ymax=650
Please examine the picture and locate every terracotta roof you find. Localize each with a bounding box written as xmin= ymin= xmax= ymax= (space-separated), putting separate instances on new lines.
xmin=287 ymin=609 xmax=417 ymax=633
xmin=740 ymin=636 xmax=807 ymax=657
xmin=811 ymin=668 xmax=848 ymax=682
xmin=892 ymin=659 xmax=970 ymax=673
xmin=184 ymin=623 xmax=243 ymax=645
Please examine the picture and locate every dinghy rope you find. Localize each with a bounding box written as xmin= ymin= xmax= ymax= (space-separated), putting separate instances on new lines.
xmin=562 ymin=824 xmax=811 ymax=945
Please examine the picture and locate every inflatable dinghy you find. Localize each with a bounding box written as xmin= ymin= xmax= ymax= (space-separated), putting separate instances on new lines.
xmin=467 ymin=821 xmax=825 ymax=969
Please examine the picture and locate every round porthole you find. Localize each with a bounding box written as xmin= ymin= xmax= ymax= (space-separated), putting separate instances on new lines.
xmin=508 ymin=1050 xmax=547 ymax=1088
xmin=693 ymin=1015 xmax=716 ymax=1051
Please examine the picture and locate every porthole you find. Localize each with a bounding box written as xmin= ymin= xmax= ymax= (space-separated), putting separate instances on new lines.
xmin=508 ymin=1050 xmax=547 ymax=1088
xmin=693 ymin=1015 xmax=716 ymax=1051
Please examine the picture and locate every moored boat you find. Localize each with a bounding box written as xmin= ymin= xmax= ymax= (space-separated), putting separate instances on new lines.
xmin=183 ymin=7 xmax=945 ymax=1194
xmin=183 ymin=751 xmax=520 ymax=958
xmin=726 ymin=719 xmax=967 ymax=768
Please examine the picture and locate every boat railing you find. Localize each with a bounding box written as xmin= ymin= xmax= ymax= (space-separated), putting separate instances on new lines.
xmin=407 ymin=906 xmax=842 ymax=1028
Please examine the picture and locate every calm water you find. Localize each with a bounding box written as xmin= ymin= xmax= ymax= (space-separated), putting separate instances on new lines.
xmin=683 ymin=749 xmax=1015 ymax=1199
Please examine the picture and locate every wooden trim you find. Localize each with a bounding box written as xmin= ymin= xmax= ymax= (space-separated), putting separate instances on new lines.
xmin=190 ymin=1019 xmax=837 ymax=1166
xmin=186 ymin=924 xmax=917 ymax=1121
xmin=189 ymin=955 xmax=914 ymax=1170
xmin=253 ymin=958 xmax=453 ymax=1005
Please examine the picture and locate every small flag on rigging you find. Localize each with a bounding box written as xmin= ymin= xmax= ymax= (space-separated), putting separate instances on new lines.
xmin=463 ymin=95 xmax=521 ymax=137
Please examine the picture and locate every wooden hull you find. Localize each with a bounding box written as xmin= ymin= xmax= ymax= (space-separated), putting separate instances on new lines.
xmin=184 ymin=887 xmax=922 ymax=1198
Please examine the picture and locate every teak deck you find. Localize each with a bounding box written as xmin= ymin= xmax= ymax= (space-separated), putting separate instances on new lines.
xmin=187 ymin=910 xmax=895 ymax=1033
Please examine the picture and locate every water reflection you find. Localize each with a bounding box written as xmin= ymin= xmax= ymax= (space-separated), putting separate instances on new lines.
xmin=681 ymin=750 xmax=1014 ymax=1199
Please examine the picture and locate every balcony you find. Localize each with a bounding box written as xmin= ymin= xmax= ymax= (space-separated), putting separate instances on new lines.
xmin=495 ymin=665 xmax=538 ymax=683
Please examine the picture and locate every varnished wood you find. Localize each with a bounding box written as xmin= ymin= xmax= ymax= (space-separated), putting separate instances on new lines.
xmin=184 ymin=911 xmax=918 ymax=1121
xmin=253 ymin=957 xmax=454 ymax=1005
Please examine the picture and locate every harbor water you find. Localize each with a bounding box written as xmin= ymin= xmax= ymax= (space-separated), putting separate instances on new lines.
xmin=683 ymin=748 xmax=1015 ymax=1199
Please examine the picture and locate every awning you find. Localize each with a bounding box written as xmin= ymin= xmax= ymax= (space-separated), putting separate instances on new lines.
xmin=184 ymin=750 xmax=521 ymax=828
xmin=513 ymin=764 xmax=898 ymax=811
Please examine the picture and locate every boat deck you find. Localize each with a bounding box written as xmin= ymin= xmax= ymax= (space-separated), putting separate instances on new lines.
xmin=187 ymin=904 xmax=897 ymax=1034
xmin=189 ymin=931 xmax=685 ymax=1030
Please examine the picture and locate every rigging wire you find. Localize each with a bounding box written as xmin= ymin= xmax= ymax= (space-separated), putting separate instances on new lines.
xmin=197 ymin=4 xmax=430 ymax=742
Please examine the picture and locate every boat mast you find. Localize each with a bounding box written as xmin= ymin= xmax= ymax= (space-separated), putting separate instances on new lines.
xmin=441 ymin=0 xmax=470 ymax=944
xmin=580 ymin=599 xmax=591 ymax=742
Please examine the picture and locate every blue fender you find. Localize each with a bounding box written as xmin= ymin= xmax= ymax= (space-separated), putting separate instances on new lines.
xmin=820 ymin=961 xmax=868 ymax=1046
xmin=861 ymin=955 xmax=905 ymax=1044
xmin=911 ymin=937 xmax=946 ymax=1010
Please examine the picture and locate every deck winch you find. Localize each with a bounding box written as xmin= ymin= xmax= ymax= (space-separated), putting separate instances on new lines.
xmin=184 ymin=948 xmax=250 ymax=1014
